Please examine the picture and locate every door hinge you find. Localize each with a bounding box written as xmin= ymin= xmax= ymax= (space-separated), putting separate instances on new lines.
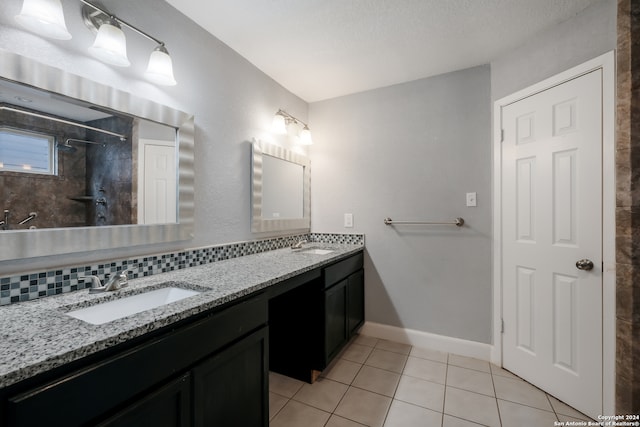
xmin=501 ymin=318 xmax=505 ymax=334
xmin=500 ymin=129 xmax=504 ymax=142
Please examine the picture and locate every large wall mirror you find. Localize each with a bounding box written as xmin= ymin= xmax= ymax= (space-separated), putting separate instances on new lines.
xmin=0 ymin=50 xmax=194 ymax=261
xmin=251 ymin=140 xmax=310 ymax=233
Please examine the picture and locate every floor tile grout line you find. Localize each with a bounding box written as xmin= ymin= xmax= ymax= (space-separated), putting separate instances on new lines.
xmin=496 ymin=397 xmax=561 ymax=415
xmin=545 ymin=393 xmax=561 ymax=421
xmin=444 ymin=351 xmax=452 ymax=426
xmin=442 ymin=357 xmax=501 ymax=427
xmin=270 ymin=394 xmax=290 ymax=423
xmin=399 ymin=372 xmax=446 ymax=386
xmin=373 ymin=339 xmax=412 ymax=356
xmin=379 ymin=343 xmax=413 ymax=427
xmin=491 ymin=371 xmax=576 ymax=416
xmin=268 ymin=373 xmax=305 ymax=423
xmin=328 ymin=356 xmax=368 ymax=426
xmin=447 ymin=362 xmax=492 ymax=374
xmin=359 ymin=349 xmax=408 ymax=377
xmin=490 ymin=366 xmax=503 ymax=427
xmin=441 ymin=357 xmax=450 ymax=427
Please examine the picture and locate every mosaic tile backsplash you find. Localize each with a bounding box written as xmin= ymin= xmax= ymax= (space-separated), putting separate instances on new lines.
xmin=0 ymin=233 xmax=364 ymax=306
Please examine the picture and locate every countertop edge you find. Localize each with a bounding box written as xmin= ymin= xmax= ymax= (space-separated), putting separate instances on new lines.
xmin=0 ymin=245 xmax=364 ymax=389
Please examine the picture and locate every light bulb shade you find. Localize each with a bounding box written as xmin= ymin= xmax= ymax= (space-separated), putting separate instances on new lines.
xmin=88 ymin=22 xmax=130 ymax=67
xmin=145 ymin=45 xmax=177 ymax=86
xmin=299 ymin=126 xmax=313 ymax=145
xmin=15 ymin=0 xmax=71 ymax=40
xmin=272 ymin=112 xmax=288 ymax=134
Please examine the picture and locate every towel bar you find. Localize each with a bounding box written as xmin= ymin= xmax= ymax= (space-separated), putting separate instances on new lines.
xmin=383 ymin=217 xmax=464 ymax=226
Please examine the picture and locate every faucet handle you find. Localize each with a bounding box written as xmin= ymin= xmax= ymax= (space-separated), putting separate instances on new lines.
xmin=292 ymin=239 xmax=308 ymax=250
xmin=117 ymin=271 xmax=129 ymax=288
xmin=81 ymin=275 xmax=102 ymax=289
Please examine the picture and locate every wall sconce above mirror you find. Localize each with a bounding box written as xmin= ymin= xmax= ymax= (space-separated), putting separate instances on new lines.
xmin=0 ymin=49 xmax=194 ymax=262
xmin=13 ymin=0 xmax=177 ymax=85
xmin=251 ymin=140 xmax=310 ymax=233
xmin=272 ymin=109 xmax=313 ymax=145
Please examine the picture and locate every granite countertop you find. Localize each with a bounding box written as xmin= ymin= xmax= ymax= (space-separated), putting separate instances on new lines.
xmin=0 ymin=243 xmax=363 ymax=389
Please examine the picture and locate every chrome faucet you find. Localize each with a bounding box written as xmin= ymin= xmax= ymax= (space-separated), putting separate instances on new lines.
xmin=2 ymin=210 xmax=8 ymax=231
xmin=84 ymin=271 xmax=129 ymax=294
xmin=291 ymin=239 xmax=308 ymax=250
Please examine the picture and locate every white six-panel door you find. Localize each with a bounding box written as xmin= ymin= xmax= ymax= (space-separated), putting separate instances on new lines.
xmin=501 ymin=69 xmax=602 ymax=418
xmin=138 ymin=139 xmax=177 ymax=224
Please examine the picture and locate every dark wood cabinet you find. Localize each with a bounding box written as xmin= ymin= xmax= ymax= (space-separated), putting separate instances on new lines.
xmin=270 ymin=251 xmax=365 ymax=382
xmin=321 ymin=252 xmax=365 ymax=365
xmin=324 ymin=278 xmax=348 ymax=363
xmin=193 ymin=327 xmax=268 ymax=427
xmin=97 ymin=373 xmax=191 ymax=427
xmin=347 ymin=269 xmax=365 ymax=336
xmin=2 ymin=294 xmax=269 ymax=427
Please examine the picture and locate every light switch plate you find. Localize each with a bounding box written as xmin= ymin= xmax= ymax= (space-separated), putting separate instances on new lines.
xmin=344 ymin=213 xmax=353 ymax=228
xmin=466 ymin=192 xmax=477 ymax=207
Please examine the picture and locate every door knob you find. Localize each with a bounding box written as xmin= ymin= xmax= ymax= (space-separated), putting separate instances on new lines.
xmin=575 ymin=259 xmax=594 ymax=271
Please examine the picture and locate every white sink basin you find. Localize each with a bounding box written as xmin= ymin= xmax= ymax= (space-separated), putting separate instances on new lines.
xmin=66 ymin=287 xmax=200 ymax=325
xmin=301 ymin=248 xmax=334 ymax=255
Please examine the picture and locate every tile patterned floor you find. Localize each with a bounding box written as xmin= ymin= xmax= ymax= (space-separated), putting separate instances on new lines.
xmin=269 ymin=335 xmax=594 ymax=427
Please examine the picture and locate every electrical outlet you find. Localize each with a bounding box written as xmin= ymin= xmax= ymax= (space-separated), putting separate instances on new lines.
xmin=344 ymin=213 xmax=353 ymax=228
xmin=466 ymin=192 xmax=477 ymax=207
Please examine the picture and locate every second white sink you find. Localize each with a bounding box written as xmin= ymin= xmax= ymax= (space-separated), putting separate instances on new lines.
xmin=301 ymin=248 xmax=334 ymax=255
xmin=66 ymin=287 xmax=200 ymax=325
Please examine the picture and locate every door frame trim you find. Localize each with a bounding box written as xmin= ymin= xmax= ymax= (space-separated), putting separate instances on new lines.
xmin=491 ymin=51 xmax=616 ymax=414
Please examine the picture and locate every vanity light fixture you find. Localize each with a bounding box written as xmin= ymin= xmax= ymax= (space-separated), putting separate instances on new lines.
xmin=14 ymin=0 xmax=177 ymax=85
xmin=14 ymin=0 xmax=72 ymax=40
xmin=299 ymin=125 xmax=313 ymax=146
xmin=272 ymin=109 xmax=313 ymax=145
xmin=145 ymin=44 xmax=177 ymax=86
xmin=81 ymin=0 xmax=177 ymax=85
xmin=87 ymin=17 xmax=130 ymax=67
xmin=272 ymin=111 xmax=288 ymax=135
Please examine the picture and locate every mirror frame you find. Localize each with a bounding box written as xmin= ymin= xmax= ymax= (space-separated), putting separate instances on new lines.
xmin=251 ymin=140 xmax=310 ymax=233
xmin=0 ymin=50 xmax=194 ymax=261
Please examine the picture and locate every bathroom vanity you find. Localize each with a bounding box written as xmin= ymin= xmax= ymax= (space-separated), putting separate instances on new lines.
xmin=269 ymin=251 xmax=364 ymax=382
xmin=0 ymin=245 xmax=364 ymax=427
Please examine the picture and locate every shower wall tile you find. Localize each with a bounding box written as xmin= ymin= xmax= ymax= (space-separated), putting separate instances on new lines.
xmin=616 ymin=0 xmax=640 ymax=414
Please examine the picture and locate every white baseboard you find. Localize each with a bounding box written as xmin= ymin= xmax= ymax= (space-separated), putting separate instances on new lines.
xmin=360 ymin=321 xmax=493 ymax=362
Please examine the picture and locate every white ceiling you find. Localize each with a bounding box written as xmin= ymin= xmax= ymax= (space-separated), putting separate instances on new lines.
xmin=0 ymin=79 xmax=110 ymax=121
xmin=166 ymin=0 xmax=602 ymax=102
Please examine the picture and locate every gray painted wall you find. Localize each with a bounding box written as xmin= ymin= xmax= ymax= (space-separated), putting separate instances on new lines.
xmin=308 ymin=0 xmax=616 ymax=344
xmin=0 ymin=0 xmax=307 ymax=274
xmin=491 ymin=0 xmax=616 ymax=102
xmin=309 ymin=66 xmax=493 ymax=343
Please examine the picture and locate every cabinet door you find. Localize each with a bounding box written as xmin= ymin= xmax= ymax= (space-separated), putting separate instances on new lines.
xmin=97 ymin=373 xmax=191 ymax=427
xmin=324 ymin=279 xmax=348 ymax=363
xmin=347 ymin=269 xmax=365 ymax=337
xmin=193 ymin=327 xmax=269 ymax=427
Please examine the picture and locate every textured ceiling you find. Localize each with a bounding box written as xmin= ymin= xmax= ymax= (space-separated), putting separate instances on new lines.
xmin=166 ymin=0 xmax=602 ymax=102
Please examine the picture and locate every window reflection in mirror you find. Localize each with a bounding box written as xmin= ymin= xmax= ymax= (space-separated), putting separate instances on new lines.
xmin=0 ymin=127 xmax=56 ymax=175
xmin=0 ymin=78 xmax=178 ymax=230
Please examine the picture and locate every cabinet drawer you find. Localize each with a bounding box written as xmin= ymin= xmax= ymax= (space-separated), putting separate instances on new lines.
xmin=324 ymin=252 xmax=363 ymax=288
xmin=7 ymin=296 xmax=267 ymax=427
xmin=96 ymin=373 xmax=191 ymax=427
